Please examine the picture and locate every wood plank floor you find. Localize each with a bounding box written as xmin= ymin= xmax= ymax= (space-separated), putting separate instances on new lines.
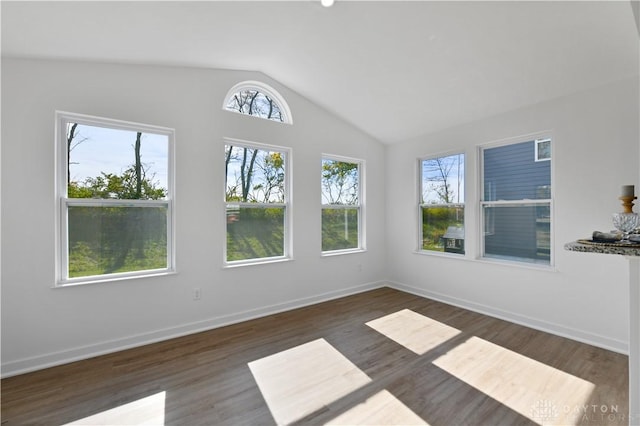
xmin=1 ymin=287 xmax=629 ymax=425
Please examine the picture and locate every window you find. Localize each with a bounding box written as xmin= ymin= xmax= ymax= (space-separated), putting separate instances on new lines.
xmin=56 ymin=112 xmax=174 ymax=285
xmin=321 ymin=156 xmax=364 ymax=253
xmin=481 ymin=137 xmax=552 ymax=265
xmin=225 ymin=141 xmax=290 ymax=264
xmin=223 ymin=81 xmax=292 ymax=124
xmin=535 ymin=138 xmax=551 ymax=162
xmin=419 ymin=153 xmax=465 ymax=254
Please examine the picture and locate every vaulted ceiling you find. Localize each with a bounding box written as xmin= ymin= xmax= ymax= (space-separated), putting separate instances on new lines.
xmin=2 ymin=1 xmax=638 ymax=144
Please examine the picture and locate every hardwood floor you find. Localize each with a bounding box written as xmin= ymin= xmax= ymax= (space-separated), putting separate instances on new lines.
xmin=1 ymin=287 xmax=628 ymax=425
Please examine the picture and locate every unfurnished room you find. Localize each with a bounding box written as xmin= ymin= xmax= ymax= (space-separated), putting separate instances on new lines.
xmin=1 ymin=1 xmax=639 ymax=425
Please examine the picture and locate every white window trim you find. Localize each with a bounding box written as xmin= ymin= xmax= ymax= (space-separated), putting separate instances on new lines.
xmin=223 ymin=138 xmax=293 ymax=267
xmin=477 ymin=133 xmax=554 ymax=268
xmin=417 ymin=151 xmax=466 ymax=256
xmin=321 ymin=154 xmax=365 ymax=255
xmin=222 ymin=80 xmax=293 ymax=125
xmin=54 ymin=111 xmax=176 ymax=287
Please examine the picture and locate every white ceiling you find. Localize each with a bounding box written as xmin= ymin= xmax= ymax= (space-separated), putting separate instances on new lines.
xmin=2 ymin=1 xmax=638 ymax=144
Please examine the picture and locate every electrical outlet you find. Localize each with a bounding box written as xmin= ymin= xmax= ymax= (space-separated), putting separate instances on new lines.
xmin=193 ymin=288 xmax=201 ymax=301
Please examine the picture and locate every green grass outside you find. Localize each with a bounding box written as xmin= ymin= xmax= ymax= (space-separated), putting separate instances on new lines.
xmin=69 ymin=241 xmax=167 ymax=278
xmin=422 ymin=205 xmax=464 ymax=252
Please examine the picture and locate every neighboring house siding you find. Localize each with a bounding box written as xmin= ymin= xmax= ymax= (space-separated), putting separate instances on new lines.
xmin=484 ymin=141 xmax=550 ymax=260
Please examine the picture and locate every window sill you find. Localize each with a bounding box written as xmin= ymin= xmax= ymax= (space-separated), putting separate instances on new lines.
xmin=223 ymin=256 xmax=293 ymax=269
xmin=414 ymin=250 xmax=466 ymax=259
xmin=54 ymin=269 xmax=176 ymax=288
xmin=321 ymin=248 xmax=366 ymax=257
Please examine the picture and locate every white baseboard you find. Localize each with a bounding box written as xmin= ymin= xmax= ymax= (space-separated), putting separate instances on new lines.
xmin=4 ymin=279 xmax=625 ymax=377
xmin=1 ymin=280 xmax=385 ymax=378
xmin=386 ymin=280 xmax=628 ymax=355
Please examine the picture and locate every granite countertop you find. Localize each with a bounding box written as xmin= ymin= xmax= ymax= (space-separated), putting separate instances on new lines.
xmin=564 ymin=240 xmax=640 ymax=257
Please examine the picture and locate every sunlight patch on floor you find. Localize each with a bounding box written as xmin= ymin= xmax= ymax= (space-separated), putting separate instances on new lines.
xmin=433 ymin=337 xmax=595 ymax=425
xmin=326 ymin=389 xmax=429 ymax=425
xmin=248 ymin=338 xmax=372 ymax=425
xmin=365 ymin=309 xmax=461 ymax=355
xmin=63 ymin=391 xmax=166 ymax=425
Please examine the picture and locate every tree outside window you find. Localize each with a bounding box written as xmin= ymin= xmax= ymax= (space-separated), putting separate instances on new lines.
xmin=224 ymin=142 xmax=289 ymax=263
xmin=420 ymin=153 xmax=465 ymax=254
xmin=321 ymin=157 xmax=363 ymax=253
xmin=225 ymin=89 xmax=284 ymax=123
xmin=58 ymin=113 xmax=173 ymax=284
xmin=223 ymin=81 xmax=292 ymax=124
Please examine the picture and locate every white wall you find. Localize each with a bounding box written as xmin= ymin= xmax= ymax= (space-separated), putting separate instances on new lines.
xmin=386 ymin=76 xmax=639 ymax=353
xmin=0 ymin=58 xmax=387 ymax=376
xmin=2 ymin=57 xmax=638 ymax=377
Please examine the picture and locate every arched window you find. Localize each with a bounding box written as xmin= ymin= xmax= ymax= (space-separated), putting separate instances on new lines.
xmin=223 ymin=81 xmax=292 ymax=124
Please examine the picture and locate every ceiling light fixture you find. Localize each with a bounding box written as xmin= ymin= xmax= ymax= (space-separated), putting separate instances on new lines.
xmin=321 ymin=0 xmax=335 ymax=7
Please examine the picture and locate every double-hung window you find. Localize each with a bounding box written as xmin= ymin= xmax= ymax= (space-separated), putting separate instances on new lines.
xmin=419 ymin=153 xmax=465 ymax=254
xmin=224 ymin=141 xmax=290 ymax=264
xmin=56 ymin=112 xmax=174 ymax=285
xmin=480 ymin=137 xmax=552 ymax=265
xmin=321 ymin=156 xmax=364 ymax=253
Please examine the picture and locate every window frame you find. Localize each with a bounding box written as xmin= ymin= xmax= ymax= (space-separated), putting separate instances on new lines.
xmin=223 ymin=138 xmax=292 ymax=267
xmin=417 ymin=151 xmax=466 ymax=256
xmin=478 ymin=135 xmax=554 ymax=267
xmin=321 ymin=154 xmax=365 ymax=256
xmin=222 ymin=81 xmax=293 ymax=125
xmin=55 ymin=111 xmax=176 ymax=287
